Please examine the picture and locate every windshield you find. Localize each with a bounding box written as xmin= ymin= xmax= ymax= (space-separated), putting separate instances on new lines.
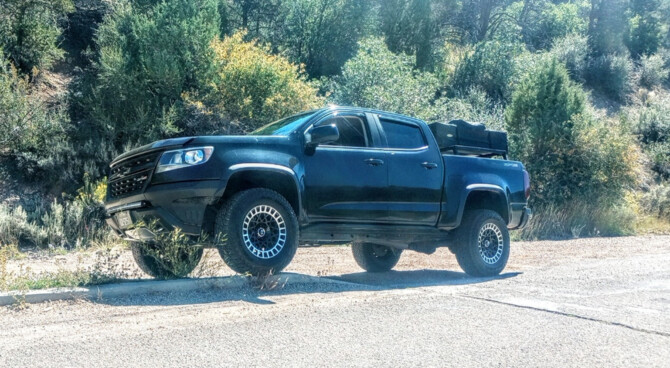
xmin=250 ymin=111 xmax=316 ymax=136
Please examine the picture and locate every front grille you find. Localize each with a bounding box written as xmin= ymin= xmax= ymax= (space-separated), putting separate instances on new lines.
xmin=108 ymin=151 xmax=162 ymax=199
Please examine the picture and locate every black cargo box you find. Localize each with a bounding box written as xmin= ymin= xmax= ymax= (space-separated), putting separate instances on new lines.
xmin=428 ymin=120 xmax=508 ymax=158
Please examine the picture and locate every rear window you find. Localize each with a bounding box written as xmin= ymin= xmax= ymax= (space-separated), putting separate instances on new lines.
xmin=380 ymin=118 xmax=426 ymax=149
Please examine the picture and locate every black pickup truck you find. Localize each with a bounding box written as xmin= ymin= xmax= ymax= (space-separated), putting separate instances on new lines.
xmin=105 ymin=106 xmax=531 ymax=278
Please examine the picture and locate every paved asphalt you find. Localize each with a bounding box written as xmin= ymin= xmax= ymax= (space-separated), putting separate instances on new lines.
xmin=1 ymin=237 xmax=668 ymax=367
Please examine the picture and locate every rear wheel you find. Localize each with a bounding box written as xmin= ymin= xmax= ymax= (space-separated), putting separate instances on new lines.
xmin=215 ymin=188 xmax=299 ymax=276
xmin=454 ymin=209 xmax=510 ymax=277
xmin=131 ymin=242 xmax=203 ymax=279
xmin=352 ymin=243 xmax=402 ymax=272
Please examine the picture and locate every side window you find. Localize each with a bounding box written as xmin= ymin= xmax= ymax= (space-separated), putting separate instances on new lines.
xmin=318 ymin=115 xmax=371 ymax=147
xmin=379 ymin=118 xmax=426 ymax=149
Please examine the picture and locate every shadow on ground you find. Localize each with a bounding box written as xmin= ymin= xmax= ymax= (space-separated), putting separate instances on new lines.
xmin=98 ymin=269 xmax=521 ymax=307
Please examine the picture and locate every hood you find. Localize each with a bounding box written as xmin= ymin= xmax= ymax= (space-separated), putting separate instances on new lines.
xmin=110 ymin=137 xmax=195 ymax=165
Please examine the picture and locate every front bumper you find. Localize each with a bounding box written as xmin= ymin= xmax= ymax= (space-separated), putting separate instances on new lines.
xmin=105 ymin=180 xmax=223 ymax=241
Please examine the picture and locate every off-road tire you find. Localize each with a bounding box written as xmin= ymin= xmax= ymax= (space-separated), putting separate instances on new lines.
xmin=352 ymin=243 xmax=402 ymax=272
xmin=131 ymin=242 xmax=203 ymax=279
xmin=454 ymin=209 xmax=510 ymax=277
xmin=215 ymin=188 xmax=299 ymax=276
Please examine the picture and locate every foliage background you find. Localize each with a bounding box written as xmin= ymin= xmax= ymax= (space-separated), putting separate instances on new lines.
xmin=2 ymin=0 xmax=670 ymax=249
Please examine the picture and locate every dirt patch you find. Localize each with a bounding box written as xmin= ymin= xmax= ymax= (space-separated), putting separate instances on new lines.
xmin=4 ymin=236 xmax=668 ymax=285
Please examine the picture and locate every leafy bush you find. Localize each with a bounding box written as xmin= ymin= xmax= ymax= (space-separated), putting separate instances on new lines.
xmin=550 ymin=34 xmax=588 ymax=82
xmin=507 ymin=57 xmax=639 ymax=237
xmin=0 ymin=204 xmax=39 ymax=248
xmin=623 ymin=90 xmax=670 ymax=178
xmin=0 ymin=54 xmax=75 ymax=184
xmin=450 ymin=41 xmax=522 ymax=103
xmin=329 ymin=37 xmax=439 ymax=120
xmin=586 ymin=53 xmax=637 ymax=101
xmin=624 ymin=0 xmax=664 ymax=58
xmin=135 ymin=221 xmax=204 ymax=279
xmin=525 ymin=2 xmax=588 ymax=50
xmin=587 ymin=0 xmax=628 ymax=57
xmin=438 ymin=42 xmax=471 ymax=88
xmin=640 ymin=185 xmax=670 ymax=221
xmin=203 ymin=32 xmax=323 ymax=130
xmin=0 ymin=175 xmax=111 ymax=249
xmin=276 ymin=0 xmax=372 ymax=77
xmin=0 ymin=0 xmax=74 ymax=74
xmin=85 ymin=0 xmax=220 ymax=145
xmin=638 ymin=53 xmax=669 ymax=88
xmin=645 ymin=142 xmax=670 ymax=179
xmin=432 ymin=88 xmax=505 ymax=131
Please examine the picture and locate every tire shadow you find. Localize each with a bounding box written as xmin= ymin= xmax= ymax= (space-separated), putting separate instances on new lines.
xmin=327 ymin=269 xmax=521 ymax=288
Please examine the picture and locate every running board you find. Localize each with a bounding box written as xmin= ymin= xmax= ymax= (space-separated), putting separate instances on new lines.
xmin=300 ymin=223 xmax=454 ymax=252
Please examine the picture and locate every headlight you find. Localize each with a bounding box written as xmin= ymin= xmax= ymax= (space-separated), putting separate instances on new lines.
xmin=155 ymin=146 xmax=214 ymax=173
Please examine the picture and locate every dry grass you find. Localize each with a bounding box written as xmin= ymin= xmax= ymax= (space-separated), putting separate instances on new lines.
xmin=0 ymin=244 xmax=136 ymax=292
xmin=634 ymin=215 xmax=670 ymax=235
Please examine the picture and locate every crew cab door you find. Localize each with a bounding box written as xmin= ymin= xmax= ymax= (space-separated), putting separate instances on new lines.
xmin=375 ymin=115 xmax=444 ymax=225
xmin=302 ymin=112 xmax=388 ymax=222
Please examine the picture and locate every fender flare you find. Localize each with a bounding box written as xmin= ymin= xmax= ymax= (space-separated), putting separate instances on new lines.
xmin=221 ymin=163 xmax=304 ymax=217
xmin=455 ymin=184 xmax=510 ymax=225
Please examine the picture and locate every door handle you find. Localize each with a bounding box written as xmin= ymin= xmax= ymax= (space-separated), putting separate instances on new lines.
xmin=421 ymin=162 xmax=438 ymax=169
xmin=364 ymin=158 xmax=385 ymax=166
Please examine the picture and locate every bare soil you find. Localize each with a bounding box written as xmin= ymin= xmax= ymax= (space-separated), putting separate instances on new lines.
xmin=6 ymin=235 xmax=668 ymax=282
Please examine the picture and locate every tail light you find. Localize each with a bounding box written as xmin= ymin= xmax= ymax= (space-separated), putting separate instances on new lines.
xmin=523 ymin=170 xmax=531 ymax=199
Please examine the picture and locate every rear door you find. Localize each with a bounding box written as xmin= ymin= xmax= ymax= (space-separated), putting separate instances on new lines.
xmin=302 ymin=112 xmax=389 ymax=222
xmin=375 ymin=115 xmax=444 ymax=225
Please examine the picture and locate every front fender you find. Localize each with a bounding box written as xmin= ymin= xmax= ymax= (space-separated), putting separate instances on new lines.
xmin=221 ymin=163 xmax=305 ymax=221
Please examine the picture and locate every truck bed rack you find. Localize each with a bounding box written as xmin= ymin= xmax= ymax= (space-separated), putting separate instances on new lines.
xmin=429 ymin=120 xmax=508 ymax=159
xmin=444 ymin=145 xmax=508 ymax=159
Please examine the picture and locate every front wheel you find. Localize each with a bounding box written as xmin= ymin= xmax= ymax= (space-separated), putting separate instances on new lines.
xmin=454 ymin=210 xmax=510 ymax=277
xmin=215 ymin=188 xmax=299 ymax=276
xmin=352 ymin=243 xmax=402 ymax=272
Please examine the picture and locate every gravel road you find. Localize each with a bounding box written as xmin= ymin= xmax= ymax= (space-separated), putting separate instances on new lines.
xmin=1 ymin=236 xmax=669 ymax=367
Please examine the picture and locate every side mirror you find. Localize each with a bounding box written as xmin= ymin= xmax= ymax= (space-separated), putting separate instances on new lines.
xmin=305 ymin=124 xmax=339 ymax=148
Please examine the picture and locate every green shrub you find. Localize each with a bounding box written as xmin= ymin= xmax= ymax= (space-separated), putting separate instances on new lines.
xmin=0 ymin=0 xmax=74 ymax=74
xmin=640 ymin=184 xmax=670 ymax=221
xmin=85 ymin=0 xmax=220 ymax=145
xmin=0 ymin=54 xmax=75 ymax=185
xmin=330 ymin=37 xmax=439 ymax=120
xmin=525 ymin=2 xmax=588 ymax=50
xmin=507 ymin=57 xmax=639 ymax=237
xmin=276 ymin=0 xmax=372 ymax=77
xmin=645 ymin=142 xmax=670 ymax=179
xmin=624 ymin=0 xmax=664 ymax=58
xmin=638 ymin=53 xmax=669 ymax=88
xmin=587 ymin=0 xmax=628 ymax=57
xmin=0 ymin=175 xmax=112 ymax=249
xmin=203 ymin=32 xmax=323 ymax=130
xmin=586 ymin=53 xmax=637 ymax=101
xmin=623 ymin=90 xmax=670 ymax=178
xmin=450 ymin=41 xmax=522 ymax=103
xmin=550 ymin=34 xmax=588 ymax=82
xmin=0 ymin=204 xmax=39 ymax=248
xmin=432 ymin=88 xmax=505 ymax=131
xmin=135 ymin=221 xmax=204 ymax=279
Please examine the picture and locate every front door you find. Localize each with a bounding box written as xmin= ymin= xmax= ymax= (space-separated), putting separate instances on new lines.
xmin=303 ymin=112 xmax=388 ymax=222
